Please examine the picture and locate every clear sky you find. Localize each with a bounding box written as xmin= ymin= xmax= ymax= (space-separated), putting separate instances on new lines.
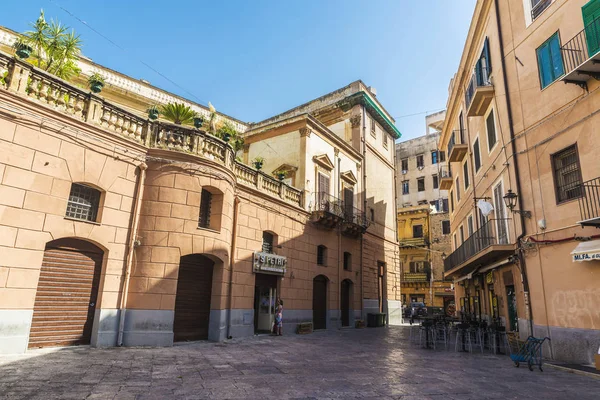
xmin=1 ymin=0 xmax=476 ymax=142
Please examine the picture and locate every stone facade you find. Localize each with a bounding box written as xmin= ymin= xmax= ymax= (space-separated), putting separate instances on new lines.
xmin=0 ymin=44 xmax=399 ymax=353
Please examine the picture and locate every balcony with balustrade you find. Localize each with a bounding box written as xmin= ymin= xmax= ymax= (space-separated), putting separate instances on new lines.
xmin=439 ymin=164 xmax=453 ymax=190
xmin=0 ymin=52 xmax=304 ymax=209
xmin=578 ymin=177 xmax=600 ymax=227
xmin=443 ymin=218 xmax=514 ymax=279
xmin=399 ymin=237 xmax=428 ymax=248
xmin=465 ymin=66 xmax=494 ymax=117
xmin=560 ymin=16 xmax=600 ymax=90
xmin=341 ymin=204 xmax=369 ymax=237
xmin=402 ymin=272 xmax=428 ymax=283
xmin=447 ymin=129 xmax=468 ymax=163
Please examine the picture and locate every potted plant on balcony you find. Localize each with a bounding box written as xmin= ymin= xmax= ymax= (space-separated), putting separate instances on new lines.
xmin=252 ymin=157 xmax=265 ymax=170
xmin=274 ymin=169 xmax=287 ymax=181
xmin=88 ymin=73 xmax=106 ymax=94
xmin=193 ymin=116 xmax=205 ymax=129
xmin=147 ymin=105 xmax=159 ymax=121
xmin=159 ymin=102 xmax=198 ymax=125
xmin=13 ymin=38 xmax=33 ymax=60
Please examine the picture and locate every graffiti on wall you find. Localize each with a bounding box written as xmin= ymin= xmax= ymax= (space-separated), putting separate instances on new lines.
xmin=551 ymin=289 xmax=600 ymax=329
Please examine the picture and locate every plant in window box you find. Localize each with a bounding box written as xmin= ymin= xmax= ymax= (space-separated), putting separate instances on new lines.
xmin=88 ymin=73 xmax=106 ymax=94
xmin=274 ymin=169 xmax=287 ymax=181
xmin=13 ymin=38 xmax=33 ymax=60
xmin=252 ymin=157 xmax=265 ymax=170
xmin=147 ymin=105 xmax=159 ymax=121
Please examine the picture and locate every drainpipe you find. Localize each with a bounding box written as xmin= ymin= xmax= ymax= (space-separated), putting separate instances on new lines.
xmin=493 ymin=0 xmax=534 ymax=336
xmin=226 ymin=196 xmax=240 ymax=339
xmin=117 ymin=162 xmax=148 ymax=346
xmin=360 ymin=105 xmax=367 ymax=319
xmin=337 ymin=157 xmax=342 ymax=328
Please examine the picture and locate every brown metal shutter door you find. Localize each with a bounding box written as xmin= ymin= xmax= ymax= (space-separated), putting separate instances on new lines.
xmin=29 ymin=239 xmax=103 ymax=349
xmin=173 ymin=254 xmax=214 ymax=342
xmin=312 ymin=275 xmax=327 ymax=330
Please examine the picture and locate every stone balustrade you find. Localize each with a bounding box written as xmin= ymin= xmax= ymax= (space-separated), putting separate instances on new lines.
xmin=0 ymin=51 xmax=304 ymax=209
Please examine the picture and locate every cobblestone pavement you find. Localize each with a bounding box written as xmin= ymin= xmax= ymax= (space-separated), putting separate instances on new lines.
xmin=1 ymin=326 xmax=599 ymax=399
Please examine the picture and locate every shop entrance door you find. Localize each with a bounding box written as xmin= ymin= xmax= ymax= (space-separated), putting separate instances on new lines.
xmin=340 ymin=280 xmax=351 ymax=327
xmin=254 ymin=274 xmax=278 ymax=333
xmin=506 ymin=285 xmax=518 ymax=332
xmin=313 ymin=275 xmax=328 ymax=330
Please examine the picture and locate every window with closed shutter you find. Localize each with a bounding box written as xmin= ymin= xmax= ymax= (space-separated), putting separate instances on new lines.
xmin=536 ymin=32 xmax=564 ymax=89
xmin=473 ymin=138 xmax=481 ymax=172
xmin=343 ymin=186 xmax=354 ymax=217
xmin=199 ymin=189 xmax=212 ymax=228
xmin=486 ymin=111 xmax=497 ymax=151
xmin=318 ymin=173 xmax=330 ymax=207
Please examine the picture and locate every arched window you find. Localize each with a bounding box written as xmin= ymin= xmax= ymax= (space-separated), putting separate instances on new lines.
xmin=65 ymin=183 xmax=102 ymax=222
xmin=343 ymin=252 xmax=352 ymax=271
xmin=198 ymin=187 xmax=224 ymax=231
xmin=317 ymin=245 xmax=327 ymax=266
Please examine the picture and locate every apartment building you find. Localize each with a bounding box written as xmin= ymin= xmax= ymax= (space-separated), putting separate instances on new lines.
xmin=0 ymin=25 xmax=400 ymax=353
xmin=439 ymin=0 xmax=600 ymax=364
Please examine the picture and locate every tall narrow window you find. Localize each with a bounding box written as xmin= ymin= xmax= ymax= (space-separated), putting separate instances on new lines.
xmin=343 ymin=186 xmax=354 ymax=218
xmin=473 ymin=138 xmax=482 ymax=172
xmin=413 ymin=224 xmax=424 ymax=238
xmin=450 ymin=191 xmax=454 ymax=213
xmin=317 ymin=172 xmax=330 ymax=208
xmin=459 ymin=111 xmax=465 ymax=144
xmin=402 ymin=180 xmax=410 ymax=195
xmin=343 ymin=252 xmax=352 ymax=271
xmin=486 ymin=111 xmax=497 ymax=151
xmin=401 ymin=158 xmax=409 ymax=171
xmin=552 ymin=144 xmax=582 ymax=203
xmin=439 ymin=151 xmax=446 ymax=162
xmin=431 ymin=151 xmax=438 ymax=164
xmin=460 ymin=226 xmax=465 ymax=244
xmin=417 ymin=177 xmax=425 ymax=192
xmin=456 ymin=178 xmax=461 ymax=201
xmin=536 ymin=32 xmax=564 ymax=89
xmin=467 ymin=215 xmax=474 ymax=237
xmin=262 ymin=232 xmax=274 ymax=253
xmin=493 ymin=181 xmax=509 ymax=244
xmin=442 ymin=220 xmax=451 ymax=235
xmin=371 ymin=118 xmax=376 ymax=136
xmin=416 ymin=154 xmax=424 ymax=168
xmin=65 ymin=183 xmax=101 ymax=222
xmin=383 ymin=133 xmax=388 ymax=148
xmin=433 ymin=175 xmax=439 ymax=189
xmin=463 ymin=161 xmax=470 ymax=189
xmin=317 ymin=245 xmax=327 ymax=266
xmin=442 ymin=198 xmax=449 ymax=212
xmin=198 ymin=189 xmax=212 ymax=228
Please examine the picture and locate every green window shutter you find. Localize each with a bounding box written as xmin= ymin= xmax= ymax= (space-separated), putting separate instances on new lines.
xmin=537 ymin=33 xmax=564 ymax=88
xmin=583 ymin=0 xmax=600 ymax=57
xmin=549 ymin=35 xmax=564 ymax=78
xmin=484 ymin=37 xmax=492 ymax=75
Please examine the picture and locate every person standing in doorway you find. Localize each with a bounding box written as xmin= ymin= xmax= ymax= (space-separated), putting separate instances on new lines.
xmin=275 ymin=298 xmax=283 ymax=336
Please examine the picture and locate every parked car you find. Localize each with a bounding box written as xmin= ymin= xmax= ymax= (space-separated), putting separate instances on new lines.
xmin=404 ymin=302 xmax=427 ymax=319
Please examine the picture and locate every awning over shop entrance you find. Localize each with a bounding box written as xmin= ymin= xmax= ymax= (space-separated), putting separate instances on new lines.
xmin=571 ymin=240 xmax=600 ymax=262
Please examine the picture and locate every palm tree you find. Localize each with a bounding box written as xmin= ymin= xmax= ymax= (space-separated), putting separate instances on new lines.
xmin=25 ymin=10 xmax=48 ymax=69
xmin=159 ymin=103 xmax=198 ymax=125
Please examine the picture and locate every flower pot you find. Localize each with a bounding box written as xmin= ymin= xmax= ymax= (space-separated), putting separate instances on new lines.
xmin=16 ymin=46 xmax=32 ymax=60
xmin=148 ymin=110 xmax=159 ymax=120
xmin=89 ymin=81 xmax=104 ymax=94
xmin=253 ymin=161 xmax=263 ymax=170
xmin=193 ymin=117 xmax=204 ymax=129
xmin=223 ymin=132 xmax=231 ymax=142
xmin=277 ymin=173 xmax=286 ymax=181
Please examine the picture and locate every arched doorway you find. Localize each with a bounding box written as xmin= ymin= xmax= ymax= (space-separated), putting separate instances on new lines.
xmin=341 ymin=279 xmax=353 ymax=327
xmin=312 ymin=275 xmax=328 ymax=330
xmin=173 ymin=254 xmax=214 ymax=341
xmin=29 ymin=238 xmax=104 ymax=348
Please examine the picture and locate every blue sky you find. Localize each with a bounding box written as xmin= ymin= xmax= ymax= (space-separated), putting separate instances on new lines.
xmin=1 ymin=0 xmax=476 ymax=142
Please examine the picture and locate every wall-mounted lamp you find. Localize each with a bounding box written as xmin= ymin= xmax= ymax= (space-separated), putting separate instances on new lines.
xmin=503 ymin=190 xmax=532 ymax=218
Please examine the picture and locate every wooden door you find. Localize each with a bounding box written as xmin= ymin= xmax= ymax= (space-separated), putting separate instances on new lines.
xmin=312 ymin=275 xmax=327 ymax=330
xmin=29 ymin=239 xmax=103 ymax=348
xmin=173 ymin=254 xmax=214 ymax=341
xmin=341 ymin=280 xmax=351 ymax=327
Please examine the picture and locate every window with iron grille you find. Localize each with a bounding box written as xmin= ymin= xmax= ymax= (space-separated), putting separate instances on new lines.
xmin=65 ymin=183 xmax=101 ymax=222
xmin=402 ymin=180 xmax=409 ymax=195
xmin=198 ymin=189 xmax=212 ymax=228
xmin=401 ymin=158 xmax=408 ymax=171
xmin=552 ymin=145 xmax=582 ymax=203
xmin=417 ymin=177 xmax=425 ymax=192
xmin=343 ymin=252 xmax=352 ymax=271
xmin=442 ymin=220 xmax=451 ymax=235
xmin=317 ymin=245 xmax=327 ymax=266
xmin=416 ymin=154 xmax=424 ymax=168
xmin=413 ymin=224 xmax=423 ymax=238
xmin=262 ymin=232 xmax=274 ymax=253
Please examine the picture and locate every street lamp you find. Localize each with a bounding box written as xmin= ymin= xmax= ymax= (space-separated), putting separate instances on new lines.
xmin=502 ymin=190 xmax=532 ymax=218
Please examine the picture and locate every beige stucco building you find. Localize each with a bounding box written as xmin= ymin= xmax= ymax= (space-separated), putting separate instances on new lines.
xmin=0 ymin=26 xmax=400 ymax=353
xmin=439 ymin=0 xmax=600 ymax=364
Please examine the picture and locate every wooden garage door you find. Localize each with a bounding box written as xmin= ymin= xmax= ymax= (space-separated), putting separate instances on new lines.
xmin=173 ymin=254 xmax=214 ymax=342
xmin=29 ymin=239 xmax=103 ymax=349
xmin=313 ymin=275 xmax=328 ymax=330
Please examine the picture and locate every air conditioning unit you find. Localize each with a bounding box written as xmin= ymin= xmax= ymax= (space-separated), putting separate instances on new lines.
xmin=402 ymin=170 xmax=408 ymax=175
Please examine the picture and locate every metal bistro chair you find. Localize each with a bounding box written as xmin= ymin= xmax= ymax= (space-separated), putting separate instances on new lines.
xmin=433 ymin=320 xmax=449 ymax=350
xmin=454 ymin=323 xmax=472 ymax=352
xmin=490 ymin=325 xmax=510 ymax=355
xmin=419 ymin=320 xmax=435 ymax=348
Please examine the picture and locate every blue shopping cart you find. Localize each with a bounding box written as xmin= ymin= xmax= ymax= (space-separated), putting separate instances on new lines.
xmin=508 ymin=335 xmax=551 ymax=371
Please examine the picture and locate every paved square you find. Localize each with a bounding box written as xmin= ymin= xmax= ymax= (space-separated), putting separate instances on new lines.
xmin=1 ymin=326 xmax=598 ymax=399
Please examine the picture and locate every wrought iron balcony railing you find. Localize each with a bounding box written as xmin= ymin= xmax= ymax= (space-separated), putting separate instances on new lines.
xmin=439 ymin=164 xmax=452 ymax=179
xmin=343 ymin=203 xmax=369 ymax=230
xmin=578 ymin=177 xmax=600 ymax=226
xmin=560 ymin=16 xmax=600 ymax=81
xmin=444 ymin=218 xmax=511 ymax=272
xmin=465 ymin=65 xmax=492 ymax=111
xmin=313 ymin=192 xmax=345 ymax=219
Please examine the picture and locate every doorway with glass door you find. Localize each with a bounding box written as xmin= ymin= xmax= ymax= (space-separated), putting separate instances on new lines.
xmin=254 ymin=273 xmax=278 ymax=334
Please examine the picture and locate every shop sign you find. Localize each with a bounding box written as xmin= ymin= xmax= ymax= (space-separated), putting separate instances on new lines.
xmin=253 ymin=252 xmax=287 ymax=275
xmin=572 ymin=252 xmax=600 ymax=262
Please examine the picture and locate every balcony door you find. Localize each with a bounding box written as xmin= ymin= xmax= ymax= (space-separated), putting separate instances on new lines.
xmin=583 ymin=0 xmax=600 ymax=57
xmin=343 ymin=186 xmax=354 ymax=218
xmin=493 ymin=181 xmax=509 ymax=245
xmin=318 ymin=172 xmax=330 ymax=210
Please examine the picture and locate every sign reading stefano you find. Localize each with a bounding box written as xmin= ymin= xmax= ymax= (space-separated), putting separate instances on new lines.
xmin=253 ymin=252 xmax=287 ymax=275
